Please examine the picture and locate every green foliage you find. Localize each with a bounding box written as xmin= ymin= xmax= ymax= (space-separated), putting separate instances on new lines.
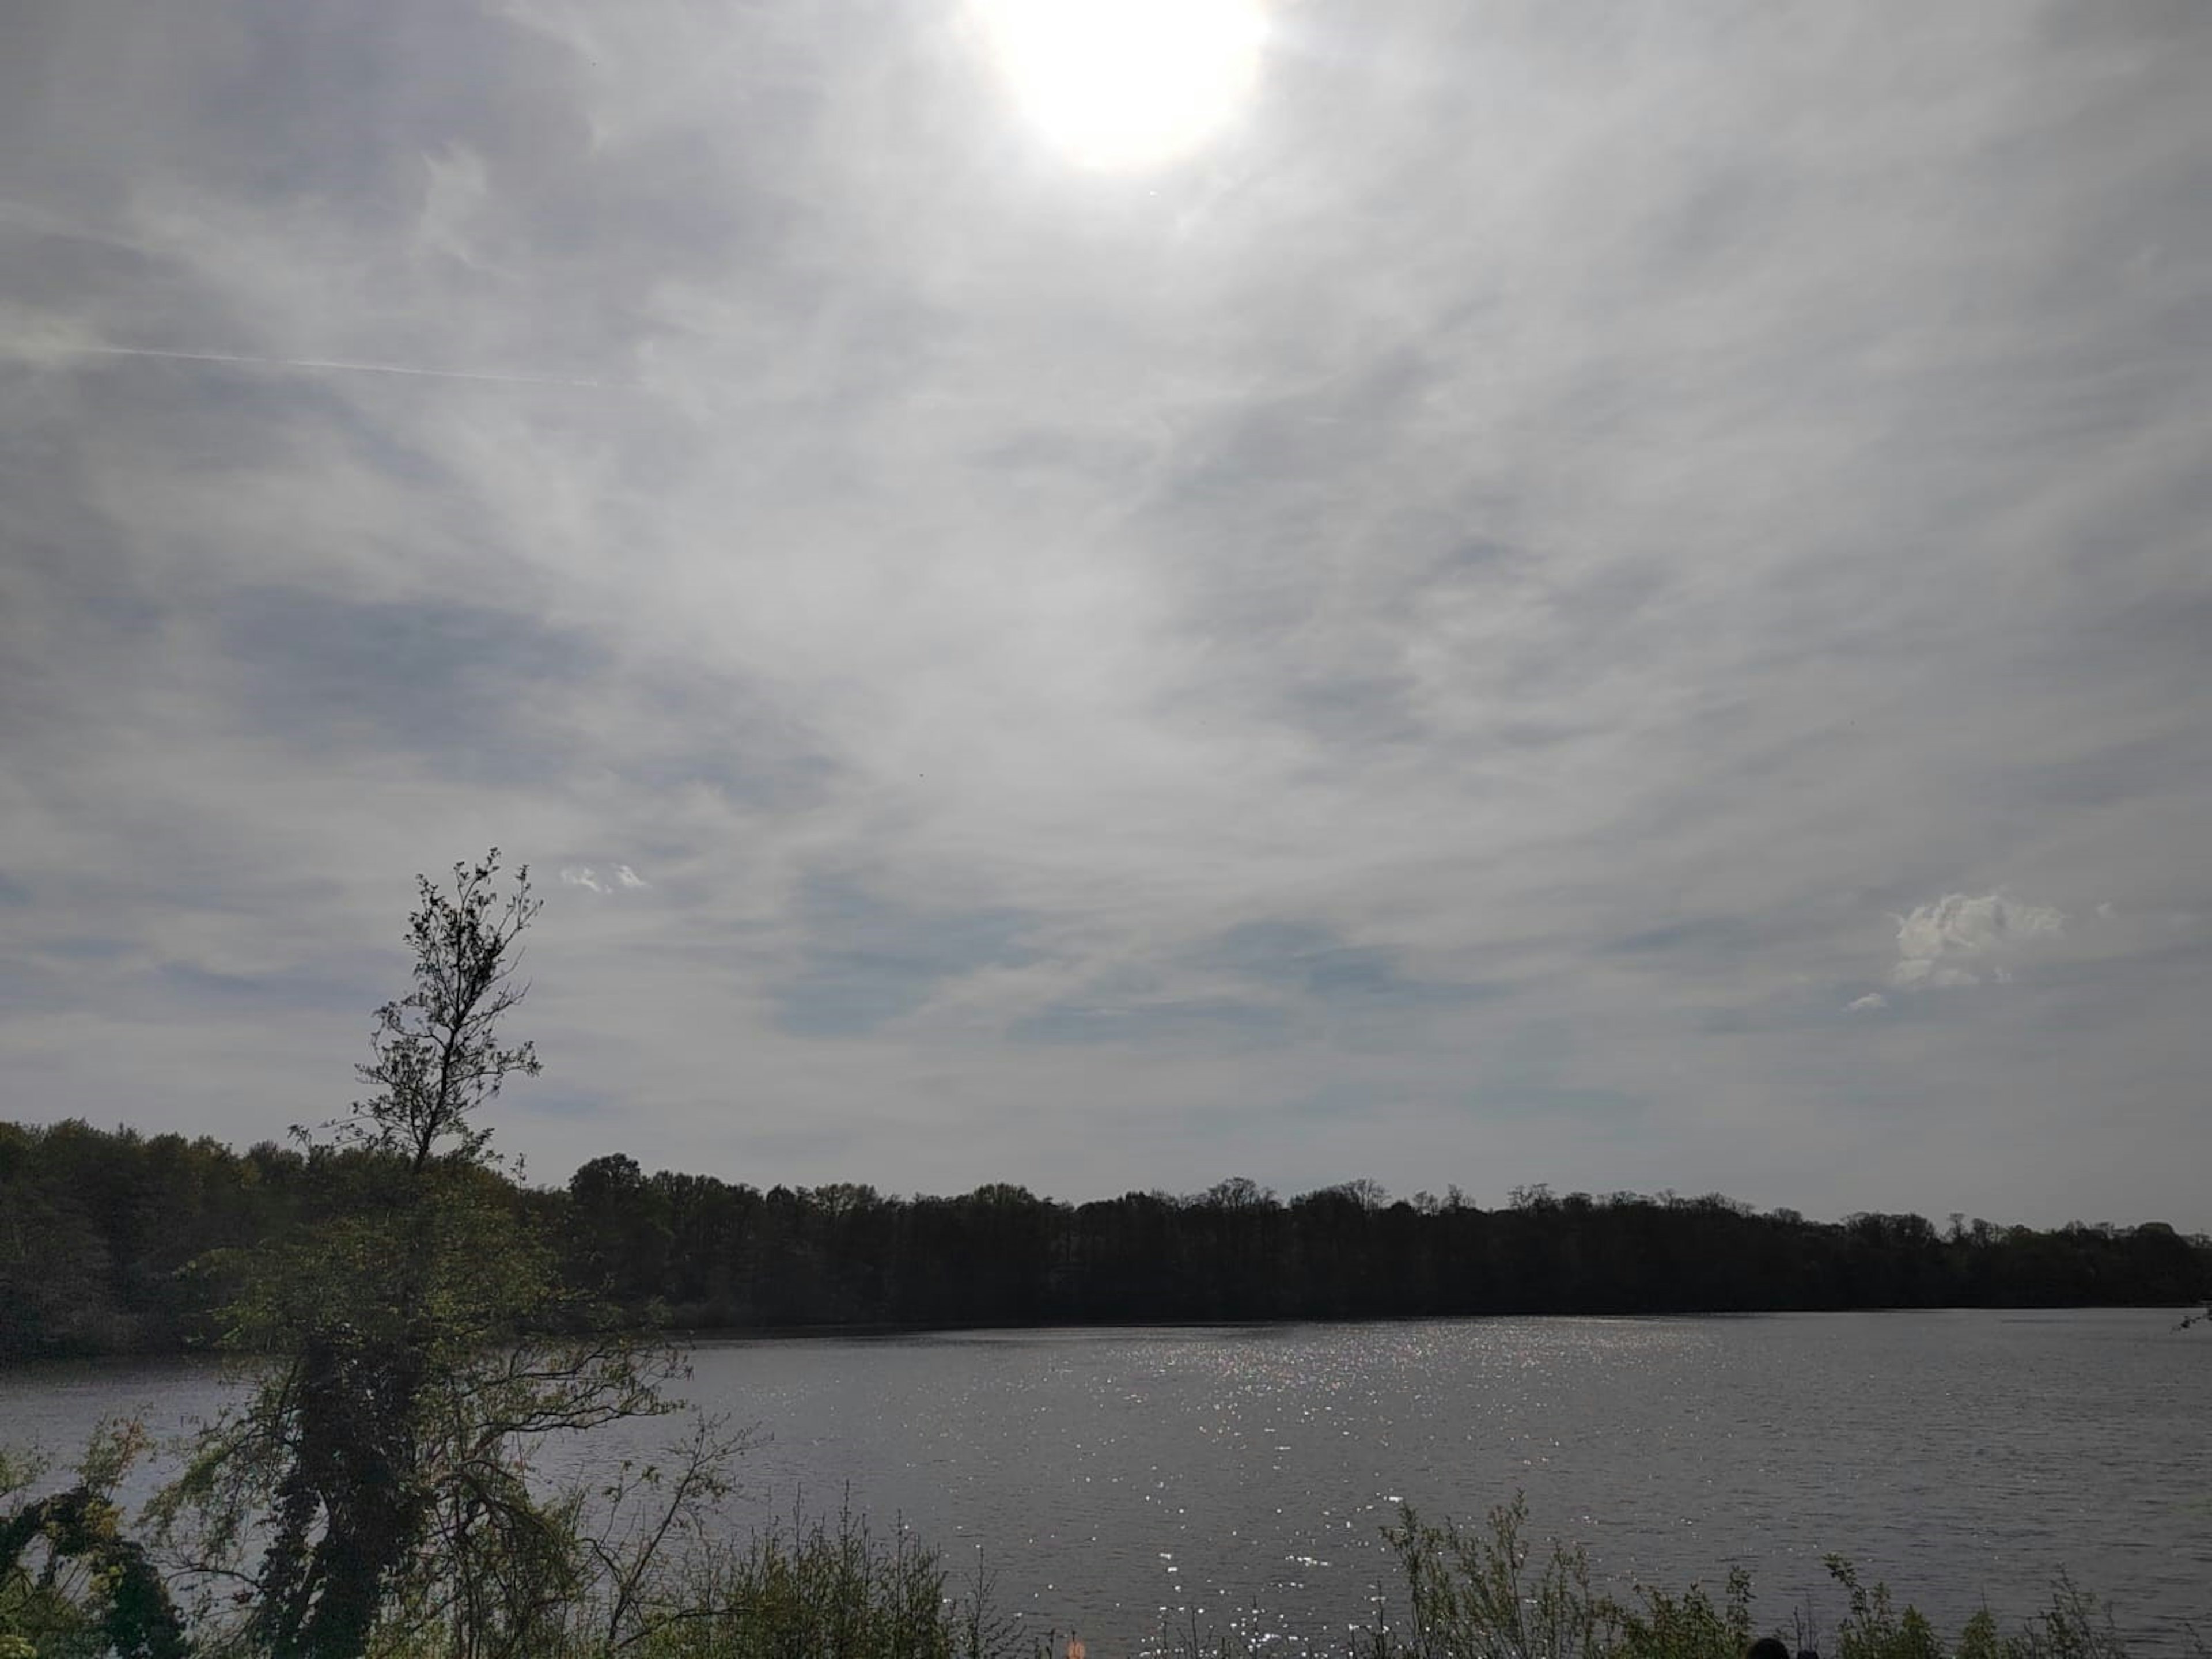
xmin=149 ymin=853 xmax=695 ymax=1659
xmin=289 ymin=1502 xmax=1025 ymax=1659
xmin=7 ymin=1127 xmax=2209 ymax=1358
xmin=1828 ymin=1557 xmax=1944 ymax=1659
xmin=1607 ymin=1570 xmax=1755 ymax=1659
xmin=1816 ymin=1556 xmax=2141 ymax=1659
xmin=0 ymin=1119 xmax=301 ymax=1362
xmin=1366 ymin=1497 xmax=1752 ymax=1659
xmin=1374 ymin=1497 xmax=1603 ymax=1659
xmin=343 ymin=855 xmax=542 ymax=1175
xmin=0 ymin=1422 xmax=184 ymax=1659
xmin=1294 ymin=1508 xmax=2147 ymax=1659
xmin=630 ymin=1503 xmax=1024 ymax=1659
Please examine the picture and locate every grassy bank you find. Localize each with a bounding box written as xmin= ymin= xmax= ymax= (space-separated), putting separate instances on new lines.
xmin=4 ymin=1480 xmax=2184 ymax=1659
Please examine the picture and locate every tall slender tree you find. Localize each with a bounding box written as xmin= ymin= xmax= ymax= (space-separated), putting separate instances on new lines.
xmin=154 ymin=852 xmax=684 ymax=1659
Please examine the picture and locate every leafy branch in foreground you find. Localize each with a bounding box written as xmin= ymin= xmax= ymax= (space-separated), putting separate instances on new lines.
xmin=144 ymin=852 xmax=714 ymax=1659
xmin=0 ymin=1423 xmax=187 ymax=1659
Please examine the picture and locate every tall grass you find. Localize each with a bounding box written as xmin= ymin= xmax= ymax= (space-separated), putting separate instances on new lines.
xmin=348 ymin=1503 xmax=1031 ymax=1659
xmin=1314 ymin=1498 xmax=2177 ymax=1659
xmin=624 ymin=1505 xmax=1025 ymax=1659
xmin=6 ymin=1478 xmax=2191 ymax=1659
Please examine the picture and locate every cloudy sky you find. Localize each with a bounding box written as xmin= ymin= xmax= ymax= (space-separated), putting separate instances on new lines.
xmin=4 ymin=0 xmax=2209 ymax=1225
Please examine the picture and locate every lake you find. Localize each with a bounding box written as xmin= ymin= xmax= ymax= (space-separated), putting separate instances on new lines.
xmin=3 ymin=1310 xmax=2206 ymax=1652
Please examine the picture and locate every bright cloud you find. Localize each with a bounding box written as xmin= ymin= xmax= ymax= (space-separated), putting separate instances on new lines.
xmin=1889 ymin=893 xmax=2063 ymax=990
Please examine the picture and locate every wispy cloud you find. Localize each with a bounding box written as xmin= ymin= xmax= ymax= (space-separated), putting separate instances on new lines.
xmin=55 ymin=342 xmax=624 ymax=391
xmin=3 ymin=0 xmax=2209 ymax=1222
xmin=562 ymin=864 xmax=649 ymax=897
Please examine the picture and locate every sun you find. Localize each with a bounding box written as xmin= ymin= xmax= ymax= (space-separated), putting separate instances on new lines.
xmin=972 ymin=0 xmax=1267 ymax=170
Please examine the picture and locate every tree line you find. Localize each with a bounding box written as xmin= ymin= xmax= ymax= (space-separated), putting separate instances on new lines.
xmin=6 ymin=1120 xmax=2206 ymax=1362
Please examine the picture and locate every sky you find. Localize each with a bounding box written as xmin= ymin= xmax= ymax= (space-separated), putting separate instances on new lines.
xmin=3 ymin=0 xmax=2209 ymax=1226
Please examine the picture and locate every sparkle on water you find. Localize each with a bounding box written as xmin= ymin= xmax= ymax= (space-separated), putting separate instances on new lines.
xmin=972 ymin=0 xmax=1266 ymax=169
xmin=7 ymin=1313 xmax=2203 ymax=1654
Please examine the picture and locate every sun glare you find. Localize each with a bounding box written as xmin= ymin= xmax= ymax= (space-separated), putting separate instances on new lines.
xmin=974 ymin=0 xmax=1266 ymax=170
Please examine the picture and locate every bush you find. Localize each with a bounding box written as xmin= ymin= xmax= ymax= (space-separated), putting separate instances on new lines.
xmin=1256 ymin=1499 xmax=2168 ymax=1659
xmin=344 ymin=1501 xmax=1026 ymax=1659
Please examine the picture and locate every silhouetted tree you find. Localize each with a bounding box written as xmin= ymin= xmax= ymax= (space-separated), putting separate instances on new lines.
xmin=148 ymin=853 xmax=686 ymax=1659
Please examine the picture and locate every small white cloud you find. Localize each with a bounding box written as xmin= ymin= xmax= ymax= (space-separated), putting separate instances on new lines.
xmin=2096 ymin=902 xmax=2114 ymax=919
xmin=1891 ymin=959 xmax=1978 ymax=989
xmin=1846 ymin=993 xmax=1888 ymax=1012
xmin=1889 ymin=891 xmax=2059 ymax=990
xmin=562 ymin=863 xmax=646 ymax=896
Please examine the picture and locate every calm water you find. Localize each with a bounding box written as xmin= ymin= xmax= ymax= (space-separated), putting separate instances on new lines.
xmin=4 ymin=1310 xmax=2206 ymax=1652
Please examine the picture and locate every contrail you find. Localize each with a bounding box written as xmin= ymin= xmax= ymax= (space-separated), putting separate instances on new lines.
xmin=65 ymin=342 xmax=623 ymax=391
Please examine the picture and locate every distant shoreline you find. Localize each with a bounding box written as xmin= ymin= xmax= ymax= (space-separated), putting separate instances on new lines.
xmin=656 ymin=1301 xmax=2210 ymax=1343
xmin=5 ymin=1119 xmax=2206 ymax=1366
xmin=12 ymin=1303 xmax=2205 ymax=1376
